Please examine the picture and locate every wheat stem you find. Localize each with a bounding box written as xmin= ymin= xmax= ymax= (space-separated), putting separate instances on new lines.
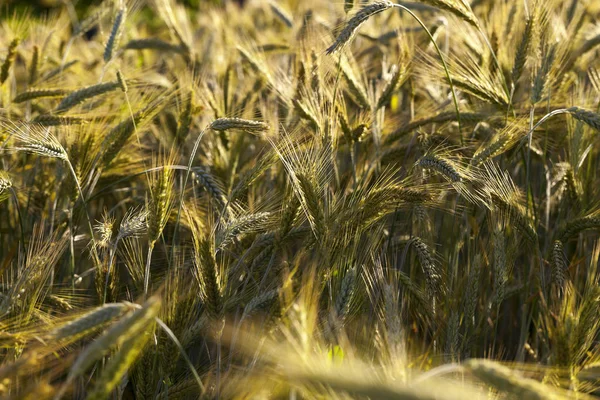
xmin=391 ymin=4 xmax=462 ymax=133
xmin=171 ymin=127 xmax=208 ymax=264
xmin=154 ymin=317 xmax=205 ymax=393
xmin=144 ymin=243 xmax=154 ymax=297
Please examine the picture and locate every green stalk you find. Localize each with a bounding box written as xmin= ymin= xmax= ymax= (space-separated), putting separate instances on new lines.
xmin=171 ymin=127 xmax=208 ymax=263
xmin=392 ymin=4 xmax=462 ymax=133
xmin=64 ymin=159 xmax=101 ymax=266
xmin=68 ymin=210 xmax=76 ymax=295
xmin=479 ymin=30 xmax=511 ymax=105
xmin=526 ymin=106 xmax=534 ymax=217
xmin=103 ymin=245 xmax=117 ymax=304
xmin=155 ymin=317 xmax=205 ymax=393
xmin=10 ymin=188 xmax=25 ymax=256
xmin=144 ymin=243 xmax=154 ymax=297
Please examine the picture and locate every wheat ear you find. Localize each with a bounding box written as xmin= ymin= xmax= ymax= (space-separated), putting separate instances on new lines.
xmin=29 ymin=45 xmax=39 ymax=85
xmin=56 ymin=296 xmax=161 ymax=400
xmin=55 ymin=81 xmax=120 ymax=113
xmin=13 ymin=88 xmax=69 ymax=103
xmin=465 ymin=359 xmax=553 ymax=399
xmin=210 ymin=117 xmax=269 ymax=133
xmin=0 ymin=38 xmax=19 ymax=85
xmin=326 ymin=1 xmax=394 ymax=55
xmin=104 ymin=6 xmax=127 ymax=63
xmin=85 ymin=330 xmax=151 ymax=400
xmin=49 ymin=303 xmax=132 ymax=340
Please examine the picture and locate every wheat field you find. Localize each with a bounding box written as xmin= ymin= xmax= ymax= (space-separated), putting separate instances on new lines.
xmin=1 ymin=0 xmax=600 ymax=398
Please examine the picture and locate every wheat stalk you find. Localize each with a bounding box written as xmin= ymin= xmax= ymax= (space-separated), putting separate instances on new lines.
xmin=116 ymin=208 xmax=148 ymax=242
xmin=10 ymin=125 xmax=68 ymax=160
xmin=99 ymin=97 xmax=165 ymax=167
xmin=492 ymin=229 xmax=508 ymax=306
xmin=463 ymin=254 xmax=481 ymax=334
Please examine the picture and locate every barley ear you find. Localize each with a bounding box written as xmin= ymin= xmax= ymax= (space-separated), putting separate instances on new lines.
xmin=176 ymin=89 xmax=195 ymax=144
xmin=551 ymin=240 xmax=568 ymax=290
xmin=376 ymin=64 xmax=403 ymax=110
xmin=418 ymin=154 xmax=463 ymax=182
xmin=465 ymin=359 xmax=553 ymax=399
xmin=334 ymin=266 xmax=357 ymax=322
xmin=511 ymin=15 xmax=534 ymax=85
xmin=420 ymin=0 xmax=480 ymax=28
xmin=32 ymin=115 xmax=87 ymax=126
xmin=29 ymin=45 xmax=39 ymax=85
xmin=147 ymin=164 xmax=175 ymax=247
xmin=0 ymin=171 xmax=12 ymax=203
xmin=48 ymin=303 xmax=132 ymax=341
xmin=193 ymin=238 xmax=223 ymax=322
xmin=85 ymin=329 xmax=152 ymax=400
xmin=411 ymin=237 xmax=442 ymax=299
xmin=326 ymin=1 xmax=394 ymax=55
xmin=13 ymin=88 xmax=69 ymax=103
xmin=104 ymin=6 xmax=127 ymax=63
xmin=116 ymin=70 xmax=128 ymax=92
xmin=0 ymin=38 xmax=20 ymax=85
xmin=344 ymin=0 xmax=354 ymax=13
xmin=59 ymin=296 xmax=161 ymax=397
xmin=210 ymin=117 xmax=269 ymax=133
xmin=55 ymin=81 xmax=120 ymax=113
xmin=567 ymin=107 xmax=600 ymax=132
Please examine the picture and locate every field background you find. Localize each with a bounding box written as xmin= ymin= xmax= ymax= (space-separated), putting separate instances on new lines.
xmin=1 ymin=0 xmax=600 ymax=398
